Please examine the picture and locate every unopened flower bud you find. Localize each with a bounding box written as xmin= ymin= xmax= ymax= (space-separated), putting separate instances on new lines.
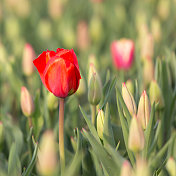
xmin=149 ymin=80 xmax=164 ymax=109
xmin=122 ymin=83 xmax=136 ymax=116
xmin=37 ymin=131 xmax=57 ymax=176
xmin=143 ymin=57 xmax=154 ymax=87
xmin=22 ymin=43 xmax=35 ymax=76
xmin=141 ymin=33 xmax=154 ymax=59
xmin=120 ymin=160 xmax=133 ymax=176
xmin=97 ymin=110 xmax=105 ymax=140
xmin=47 ymin=92 xmax=58 ymax=110
xmin=48 ymin=0 xmax=62 ymax=19
xmin=0 ymin=121 xmax=3 ymax=144
xmin=157 ymin=0 xmax=170 ymax=21
xmin=128 ymin=115 xmax=145 ymax=152
xmin=76 ymin=74 xmax=86 ymax=96
xmin=77 ymin=21 xmax=89 ymax=51
xmin=166 ymin=157 xmax=176 ymax=176
xmin=71 ymin=136 xmax=77 ymax=152
xmin=137 ymin=90 xmax=151 ymax=130
xmin=88 ymin=71 xmax=102 ymax=105
xmin=134 ymin=157 xmax=150 ymax=176
xmin=20 ymin=86 xmax=34 ymax=117
xmin=88 ymin=54 xmax=99 ymax=70
xmin=126 ymin=79 xmax=134 ymax=96
xmin=151 ymin=17 xmax=161 ymax=43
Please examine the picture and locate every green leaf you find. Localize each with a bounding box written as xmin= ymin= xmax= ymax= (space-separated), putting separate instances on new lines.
xmin=82 ymin=129 xmax=118 ymax=176
xmin=63 ymin=129 xmax=82 ymax=176
xmin=116 ymin=86 xmax=131 ymax=127
xmin=144 ymin=102 xmax=155 ymax=159
xmin=99 ymin=76 xmax=117 ymax=110
xmin=149 ymin=132 xmax=176 ymax=170
xmin=8 ymin=143 xmax=21 ymax=176
xmin=22 ymin=143 xmax=38 ymax=176
xmin=103 ymin=103 xmax=115 ymax=148
xmin=79 ymin=105 xmax=101 ymax=144
xmin=116 ymin=87 xmax=135 ymax=166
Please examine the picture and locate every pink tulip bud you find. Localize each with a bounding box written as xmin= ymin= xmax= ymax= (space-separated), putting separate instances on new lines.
xmin=120 ymin=160 xmax=133 ymax=176
xmin=166 ymin=157 xmax=176 ymax=176
xmin=128 ymin=115 xmax=145 ymax=152
xmin=37 ymin=131 xmax=57 ymax=176
xmin=20 ymin=86 xmax=34 ymax=117
xmin=111 ymin=39 xmax=135 ymax=70
xmin=143 ymin=57 xmax=154 ymax=87
xmin=77 ymin=21 xmax=89 ymax=51
xmin=137 ymin=90 xmax=151 ymax=130
xmin=135 ymin=157 xmax=150 ymax=176
xmin=22 ymin=43 xmax=35 ymax=76
xmin=122 ymin=83 xmax=136 ymax=116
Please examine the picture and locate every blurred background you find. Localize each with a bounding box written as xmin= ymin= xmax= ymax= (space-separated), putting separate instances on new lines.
xmin=1 ymin=0 xmax=176 ymax=132
xmin=0 ymin=0 xmax=176 ymax=173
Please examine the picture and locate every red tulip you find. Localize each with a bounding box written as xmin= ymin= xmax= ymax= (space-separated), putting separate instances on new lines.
xmin=111 ymin=39 xmax=135 ymax=70
xmin=33 ymin=48 xmax=81 ymax=98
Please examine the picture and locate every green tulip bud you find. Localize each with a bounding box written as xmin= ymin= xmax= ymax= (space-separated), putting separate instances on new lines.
xmin=137 ymin=90 xmax=151 ymax=130
xmin=149 ymin=80 xmax=164 ymax=109
xmin=128 ymin=115 xmax=145 ymax=153
xmin=20 ymin=86 xmax=34 ymax=117
xmin=126 ymin=79 xmax=134 ymax=96
xmin=37 ymin=131 xmax=57 ymax=176
xmin=122 ymin=82 xmax=136 ymax=116
xmin=120 ymin=160 xmax=133 ymax=176
xmin=97 ymin=110 xmax=105 ymax=140
xmin=88 ymin=64 xmax=102 ymax=105
xmin=134 ymin=157 xmax=150 ymax=176
xmin=166 ymin=157 xmax=176 ymax=176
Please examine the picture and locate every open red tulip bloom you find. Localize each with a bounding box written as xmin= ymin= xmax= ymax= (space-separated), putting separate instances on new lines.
xmin=33 ymin=48 xmax=81 ymax=98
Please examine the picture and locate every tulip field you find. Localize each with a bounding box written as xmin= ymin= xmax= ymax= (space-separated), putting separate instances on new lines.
xmin=0 ymin=0 xmax=176 ymax=176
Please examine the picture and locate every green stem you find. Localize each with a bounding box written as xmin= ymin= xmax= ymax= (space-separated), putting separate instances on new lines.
xmin=59 ymin=98 xmax=65 ymax=175
xmin=91 ymin=105 xmax=96 ymax=126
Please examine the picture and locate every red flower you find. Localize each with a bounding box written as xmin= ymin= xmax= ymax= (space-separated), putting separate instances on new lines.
xmin=33 ymin=48 xmax=81 ymax=98
xmin=111 ymin=39 xmax=135 ymax=70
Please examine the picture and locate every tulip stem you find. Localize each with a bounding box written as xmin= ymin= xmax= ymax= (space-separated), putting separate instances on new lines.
xmin=91 ymin=105 xmax=96 ymax=126
xmin=59 ymin=98 xmax=65 ymax=175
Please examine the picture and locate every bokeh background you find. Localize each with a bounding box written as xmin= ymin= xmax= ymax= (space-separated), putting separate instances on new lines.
xmin=0 ymin=0 xmax=176 ymax=175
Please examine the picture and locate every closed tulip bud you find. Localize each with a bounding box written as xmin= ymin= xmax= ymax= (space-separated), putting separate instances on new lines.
xmin=89 ymin=16 xmax=103 ymax=44
xmin=71 ymin=136 xmax=77 ymax=152
xmin=97 ymin=110 xmax=105 ymax=140
xmin=120 ymin=160 xmax=133 ymax=176
xmin=37 ymin=131 xmax=57 ymax=176
xmin=141 ymin=33 xmax=154 ymax=59
xmin=143 ymin=57 xmax=154 ymax=87
xmin=88 ymin=72 xmax=102 ymax=105
xmin=77 ymin=21 xmax=89 ymax=51
xmin=88 ymin=54 xmax=99 ymax=71
xmin=20 ymin=86 xmax=34 ymax=117
xmin=126 ymin=79 xmax=134 ymax=96
xmin=134 ymin=157 xmax=150 ymax=176
xmin=122 ymin=83 xmax=136 ymax=116
xmin=47 ymin=92 xmax=58 ymax=110
xmin=48 ymin=0 xmax=62 ymax=19
xmin=22 ymin=43 xmax=35 ymax=76
xmin=0 ymin=121 xmax=3 ymax=144
xmin=76 ymin=75 xmax=86 ymax=96
xmin=166 ymin=157 xmax=176 ymax=176
xmin=128 ymin=115 xmax=145 ymax=152
xmin=111 ymin=39 xmax=135 ymax=70
xmin=137 ymin=90 xmax=151 ymax=130
xmin=157 ymin=0 xmax=170 ymax=20
xmin=151 ymin=17 xmax=162 ymax=42
xmin=149 ymin=80 xmax=164 ymax=109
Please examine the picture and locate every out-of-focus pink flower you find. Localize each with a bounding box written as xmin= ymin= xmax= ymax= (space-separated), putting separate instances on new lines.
xmin=22 ymin=43 xmax=35 ymax=76
xmin=111 ymin=39 xmax=135 ymax=70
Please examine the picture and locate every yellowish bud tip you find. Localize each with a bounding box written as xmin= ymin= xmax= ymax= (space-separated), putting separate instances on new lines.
xmin=97 ymin=109 xmax=105 ymax=139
